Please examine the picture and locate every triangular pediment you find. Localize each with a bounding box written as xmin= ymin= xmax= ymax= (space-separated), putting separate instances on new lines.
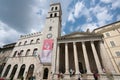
xmin=60 ymin=32 xmax=101 ymax=39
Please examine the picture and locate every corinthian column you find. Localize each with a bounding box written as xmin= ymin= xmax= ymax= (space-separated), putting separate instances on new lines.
xmin=65 ymin=43 xmax=69 ymax=74
xmin=73 ymin=42 xmax=79 ymax=74
xmin=56 ymin=43 xmax=60 ymax=74
xmin=82 ymin=42 xmax=91 ymax=74
xmin=90 ymin=41 xmax=103 ymax=73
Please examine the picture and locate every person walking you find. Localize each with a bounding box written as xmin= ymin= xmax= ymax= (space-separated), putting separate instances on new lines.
xmin=93 ymin=72 xmax=99 ymax=80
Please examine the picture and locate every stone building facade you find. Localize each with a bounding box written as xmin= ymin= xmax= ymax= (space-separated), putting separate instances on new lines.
xmin=94 ymin=21 xmax=120 ymax=74
xmin=0 ymin=43 xmax=15 ymax=77
xmin=0 ymin=3 xmax=120 ymax=80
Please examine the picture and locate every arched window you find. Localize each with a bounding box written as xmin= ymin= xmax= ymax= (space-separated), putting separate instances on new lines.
xmin=50 ymin=14 xmax=52 ymax=18
xmin=55 ymin=7 xmax=58 ymax=10
xmin=33 ymin=48 xmax=38 ymax=56
xmin=3 ymin=64 xmax=11 ymax=77
xmin=26 ymin=49 xmax=30 ymax=56
xmin=24 ymin=41 xmax=27 ymax=45
xmin=54 ymin=13 xmax=57 ymax=17
xmin=9 ymin=64 xmax=18 ymax=79
xmin=26 ymin=64 xmax=34 ymax=80
xmin=43 ymin=68 xmax=49 ymax=79
xmin=18 ymin=50 xmax=24 ymax=56
xmin=13 ymin=51 xmax=17 ymax=57
xmin=51 ymin=7 xmax=54 ymax=11
xmin=17 ymin=64 xmax=25 ymax=79
xmin=36 ymin=38 xmax=40 ymax=43
xmin=18 ymin=42 xmax=22 ymax=46
xmin=0 ymin=63 xmax=6 ymax=77
xmin=49 ymin=26 xmax=52 ymax=31
xmin=30 ymin=40 xmax=33 ymax=44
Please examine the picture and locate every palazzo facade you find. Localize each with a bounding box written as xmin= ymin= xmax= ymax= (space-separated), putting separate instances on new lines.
xmin=0 ymin=3 xmax=120 ymax=80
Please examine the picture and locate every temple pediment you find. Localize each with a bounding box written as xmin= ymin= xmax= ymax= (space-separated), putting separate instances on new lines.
xmin=61 ymin=32 xmax=101 ymax=38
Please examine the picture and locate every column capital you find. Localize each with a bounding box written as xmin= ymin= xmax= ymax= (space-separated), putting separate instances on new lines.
xmin=90 ymin=41 xmax=94 ymax=43
xmin=82 ymin=41 xmax=85 ymax=44
xmin=73 ymin=42 xmax=76 ymax=45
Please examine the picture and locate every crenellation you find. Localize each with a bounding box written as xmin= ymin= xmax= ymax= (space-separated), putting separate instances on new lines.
xmin=20 ymin=32 xmax=42 ymax=39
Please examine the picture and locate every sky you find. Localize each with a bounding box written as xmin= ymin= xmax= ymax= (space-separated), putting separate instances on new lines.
xmin=0 ymin=0 xmax=120 ymax=47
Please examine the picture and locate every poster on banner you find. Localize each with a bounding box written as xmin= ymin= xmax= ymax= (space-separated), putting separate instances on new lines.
xmin=40 ymin=39 xmax=53 ymax=63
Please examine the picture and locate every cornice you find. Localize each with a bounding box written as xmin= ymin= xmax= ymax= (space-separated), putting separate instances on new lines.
xmin=58 ymin=35 xmax=102 ymax=43
xmin=93 ymin=20 xmax=120 ymax=33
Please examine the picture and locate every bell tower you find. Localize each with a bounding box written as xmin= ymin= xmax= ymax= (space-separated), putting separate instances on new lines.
xmin=40 ymin=3 xmax=62 ymax=68
xmin=42 ymin=3 xmax=62 ymax=39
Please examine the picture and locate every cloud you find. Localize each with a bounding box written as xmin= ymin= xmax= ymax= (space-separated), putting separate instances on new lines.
xmin=111 ymin=0 xmax=120 ymax=9
xmin=116 ymin=15 xmax=120 ymax=21
xmin=81 ymin=22 xmax=98 ymax=31
xmin=0 ymin=0 xmax=49 ymax=33
xmin=74 ymin=1 xmax=84 ymax=18
xmin=100 ymin=0 xmax=120 ymax=9
xmin=90 ymin=4 xmax=113 ymax=26
xmin=100 ymin=0 xmax=112 ymax=3
xmin=96 ymin=10 xmax=113 ymax=21
xmin=67 ymin=1 xmax=91 ymax=23
xmin=68 ymin=11 xmax=75 ymax=23
xmin=61 ymin=31 xmax=66 ymax=36
xmin=0 ymin=21 xmax=20 ymax=47
xmin=0 ymin=0 xmax=50 ymax=47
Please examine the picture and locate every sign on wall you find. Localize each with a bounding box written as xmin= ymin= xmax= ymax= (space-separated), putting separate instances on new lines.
xmin=40 ymin=39 xmax=53 ymax=63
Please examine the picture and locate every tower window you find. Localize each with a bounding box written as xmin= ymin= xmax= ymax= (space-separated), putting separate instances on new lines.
xmin=54 ymin=13 xmax=57 ymax=17
xmin=55 ymin=7 xmax=58 ymax=10
xmin=51 ymin=7 xmax=54 ymax=11
xmin=50 ymin=14 xmax=52 ymax=18
xmin=49 ymin=26 xmax=52 ymax=31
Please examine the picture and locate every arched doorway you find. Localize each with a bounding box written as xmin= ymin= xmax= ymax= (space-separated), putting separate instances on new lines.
xmin=26 ymin=64 xmax=34 ymax=79
xmin=9 ymin=64 xmax=18 ymax=79
xmin=43 ymin=68 xmax=49 ymax=79
xmin=18 ymin=64 xmax=25 ymax=79
xmin=3 ymin=64 xmax=11 ymax=77
xmin=0 ymin=63 xmax=6 ymax=77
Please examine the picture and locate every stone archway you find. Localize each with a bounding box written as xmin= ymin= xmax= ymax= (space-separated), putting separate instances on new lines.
xmin=26 ymin=64 xmax=34 ymax=80
xmin=43 ymin=68 xmax=49 ymax=79
xmin=3 ymin=64 xmax=11 ymax=77
xmin=17 ymin=64 xmax=25 ymax=79
xmin=9 ymin=64 xmax=18 ymax=79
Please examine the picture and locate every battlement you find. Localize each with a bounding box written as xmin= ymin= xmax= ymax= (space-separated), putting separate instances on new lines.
xmin=20 ymin=32 xmax=42 ymax=39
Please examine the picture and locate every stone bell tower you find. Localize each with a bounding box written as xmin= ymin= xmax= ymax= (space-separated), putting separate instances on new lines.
xmin=40 ymin=3 xmax=62 ymax=78
xmin=42 ymin=3 xmax=62 ymax=39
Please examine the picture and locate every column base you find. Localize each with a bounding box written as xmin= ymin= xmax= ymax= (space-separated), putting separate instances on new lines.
xmin=81 ymin=73 xmax=94 ymax=80
xmin=99 ymin=73 xmax=108 ymax=80
xmin=112 ymin=73 xmax=120 ymax=80
xmin=64 ymin=73 xmax=70 ymax=79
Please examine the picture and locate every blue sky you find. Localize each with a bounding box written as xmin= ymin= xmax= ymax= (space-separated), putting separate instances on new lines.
xmin=0 ymin=0 xmax=120 ymax=47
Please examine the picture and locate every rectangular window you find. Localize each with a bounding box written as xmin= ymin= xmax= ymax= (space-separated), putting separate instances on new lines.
xmin=105 ymin=33 xmax=110 ymax=37
xmin=110 ymin=41 xmax=116 ymax=47
xmin=116 ymin=51 xmax=120 ymax=57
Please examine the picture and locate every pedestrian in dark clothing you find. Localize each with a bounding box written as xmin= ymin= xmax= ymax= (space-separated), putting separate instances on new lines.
xmin=78 ymin=77 xmax=81 ymax=80
xmin=93 ymin=72 xmax=99 ymax=80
